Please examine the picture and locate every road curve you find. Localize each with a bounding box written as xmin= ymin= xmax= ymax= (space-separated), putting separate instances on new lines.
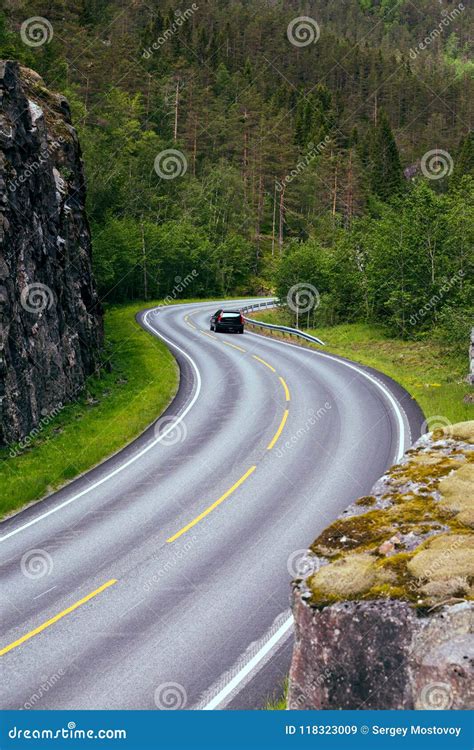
xmin=0 ymin=299 xmax=424 ymax=710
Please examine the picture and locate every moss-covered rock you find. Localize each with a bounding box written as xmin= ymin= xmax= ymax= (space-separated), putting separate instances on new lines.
xmin=439 ymin=464 xmax=474 ymax=526
xmin=289 ymin=422 xmax=474 ymax=710
xmin=434 ymin=421 xmax=474 ymax=444
xmin=309 ymin=553 xmax=385 ymax=599
xmin=305 ymin=421 xmax=474 ymax=608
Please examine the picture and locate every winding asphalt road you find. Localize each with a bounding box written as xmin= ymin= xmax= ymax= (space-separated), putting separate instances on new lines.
xmin=0 ymin=299 xmax=424 ymax=710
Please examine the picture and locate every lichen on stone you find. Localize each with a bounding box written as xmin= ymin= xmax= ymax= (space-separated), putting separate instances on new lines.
xmin=305 ymin=422 xmax=474 ymax=607
xmin=433 ymin=421 xmax=474 ymax=445
xmin=308 ymin=553 xmax=388 ymax=600
xmin=408 ymin=534 xmax=474 ymax=581
xmin=19 ymin=64 xmax=75 ymax=144
xmin=438 ymin=464 xmax=474 ymax=527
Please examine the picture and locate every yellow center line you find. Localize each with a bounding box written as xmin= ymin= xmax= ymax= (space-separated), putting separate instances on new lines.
xmin=223 ymin=341 xmax=246 ymax=353
xmin=252 ymin=355 xmax=276 ymax=373
xmin=267 ymin=410 xmax=289 ymax=450
xmin=0 ymin=579 xmax=117 ymax=657
xmin=184 ymin=314 xmax=197 ymax=330
xmin=201 ymin=330 xmax=217 ymax=340
xmin=279 ymin=376 xmax=291 ymax=402
xmin=167 ymin=466 xmax=257 ymax=543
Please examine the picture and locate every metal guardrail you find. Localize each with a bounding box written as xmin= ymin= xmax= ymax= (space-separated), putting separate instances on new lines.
xmin=240 ymin=299 xmax=326 ymax=347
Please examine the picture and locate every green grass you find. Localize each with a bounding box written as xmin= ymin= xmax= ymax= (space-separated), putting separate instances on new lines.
xmin=0 ymin=301 xmax=180 ymax=519
xmin=248 ymin=312 xmax=473 ymax=425
xmin=264 ymin=679 xmax=288 ymax=710
xmin=265 ymin=696 xmax=287 ymax=710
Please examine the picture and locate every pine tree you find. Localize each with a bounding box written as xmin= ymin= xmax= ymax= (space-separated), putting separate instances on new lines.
xmin=368 ymin=110 xmax=404 ymax=201
xmin=452 ymin=131 xmax=474 ymax=183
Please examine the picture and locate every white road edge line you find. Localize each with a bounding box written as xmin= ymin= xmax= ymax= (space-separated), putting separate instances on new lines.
xmin=0 ymin=309 xmax=202 ymax=543
xmin=202 ymin=329 xmax=408 ymax=710
xmin=1 ymin=299 xmax=408 ymax=714
xmin=0 ymin=298 xmax=266 ymax=544
xmin=202 ymin=615 xmax=294 ymax=710
xmin=247 ymin=330 xmax=407 ymax=463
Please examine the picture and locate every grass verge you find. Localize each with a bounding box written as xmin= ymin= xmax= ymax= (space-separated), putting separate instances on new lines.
xmin=247 ymin=313 xmax=473 ymax=425
xmin=264 ymin=679 xmax=288 ymax=710
xmin=0 ymin=301 xmax=179 ymax=519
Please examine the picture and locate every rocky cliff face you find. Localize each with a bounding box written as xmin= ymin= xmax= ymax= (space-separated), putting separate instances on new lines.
xmin=0 ymin=60 xmax=102 ymax=447
xmin=288 ymin=422 xmax=474 ymax=710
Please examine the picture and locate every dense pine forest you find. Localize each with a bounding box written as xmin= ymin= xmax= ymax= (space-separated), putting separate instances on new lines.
xmin=1 ymin=0 xmax=473 ymax=344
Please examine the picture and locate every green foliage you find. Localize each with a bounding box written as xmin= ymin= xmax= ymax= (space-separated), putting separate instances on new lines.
xmin=276 ymin=180 xmax=473 ymax=342
xmin=93 ymin=216 xmax=255 ymax=302
xmin=0 ymin=12 xmax=18 ymax=59
xmin=444 ymin=32 xmax=474 ymax=77
xmin=1 ymin=0 xmax=471 ymax=346
xmin=453 ymin=133 xmax=474 ymax=184
xmin=367 ymin=111 xmax=404 ymax=201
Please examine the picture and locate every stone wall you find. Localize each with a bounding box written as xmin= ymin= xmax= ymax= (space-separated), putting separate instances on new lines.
xmin=0 ymin=61 xmax=103 ymax=446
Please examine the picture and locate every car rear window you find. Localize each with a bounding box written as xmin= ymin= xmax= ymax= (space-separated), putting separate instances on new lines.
xmin=221 ymin=312 xmax=241 ymax=319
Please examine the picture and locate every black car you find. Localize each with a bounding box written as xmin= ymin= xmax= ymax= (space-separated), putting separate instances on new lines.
xmin=210 ymin=309 xmax=244 ymax=334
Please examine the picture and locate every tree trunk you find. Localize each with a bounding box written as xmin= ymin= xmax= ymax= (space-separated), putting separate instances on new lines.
xmin=346 ymin=149 xmax=354 ymax=228
xmin=140 ymin=220 xmax=148 ymax=301
xmin=272 ymin=180 xmax=277 ymax=257
xmin=255 ymin=172 xmax=263 ymax=270
xmin=192 ymin=118 xmax=197 ymax=176
xmin=243 ymin=109 xmax=248 ymax=203
xmin=173 ymin=78 xmax=179 ymax=142
xmin=278 ymin=184 xmax=286 ymax=255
